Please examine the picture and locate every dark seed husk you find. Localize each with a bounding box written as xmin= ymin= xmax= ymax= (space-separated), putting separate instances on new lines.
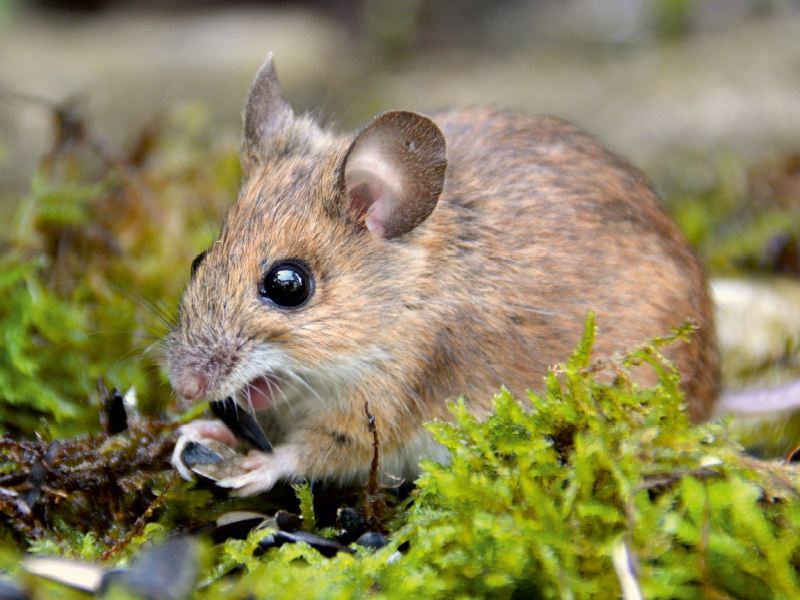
xmin=274 ymin=510 xmax=302 ymax=532
xmin=19 ymin=461 xmax=46 ymax=512
xmin=209 ymin=398 xmax=273 ymax=452
xmin=103 ymin=536 xmax=200 ymax=600
xmin=212 ymin=512 xmax=268 ymax=543
xmin=105 ymin=390 xmax=129 ymax=435
xmin=180 ymin=441 xmax=223 ymax=468
xmin=355 ymin=532 xmax=390 ymax=550
xmin=336 ymin=507 xmax=362 ymax=544
xmin=257 ymin=530 xmax=355 ymax=558
xmin=180 ymin=439 xmax=248 ymax=482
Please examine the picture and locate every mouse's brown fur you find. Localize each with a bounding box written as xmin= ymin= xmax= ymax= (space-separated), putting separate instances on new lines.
xmin=167 ymin=58 xmax=718 ymax=496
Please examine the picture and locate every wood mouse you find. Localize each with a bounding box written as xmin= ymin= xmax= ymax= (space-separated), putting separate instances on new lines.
xmin=167 ymin=56 xmax=718 ymax=496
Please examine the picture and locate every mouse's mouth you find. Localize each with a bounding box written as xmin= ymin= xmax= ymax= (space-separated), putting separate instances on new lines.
xmin=236 ymin=375 xmax=281 ymax=410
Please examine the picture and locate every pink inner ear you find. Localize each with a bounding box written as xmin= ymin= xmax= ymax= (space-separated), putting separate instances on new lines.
xmin=348 ymin=184 xmax=387 ymax=234
xmin=347 ymin=174 xmax=379 ymax=215
xmin=345 ymin=147 xmax=402 ymax=238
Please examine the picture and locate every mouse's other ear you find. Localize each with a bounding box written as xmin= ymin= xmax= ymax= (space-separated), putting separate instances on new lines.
xmin=341 ymin=110 xmax=447 ymax=240
xmin=242 ymin=54 xmax=293 ymax=166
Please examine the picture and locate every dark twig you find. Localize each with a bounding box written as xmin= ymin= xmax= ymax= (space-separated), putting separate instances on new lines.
xmin=635 ymin=468 xmax=723 ymax=493
xmin=101 ymin=470 xmax=179 ymax=561
xmin=362 ymin=402 xmax=387 ymax=533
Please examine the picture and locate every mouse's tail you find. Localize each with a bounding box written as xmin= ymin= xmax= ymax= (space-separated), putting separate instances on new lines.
xmin=715 ymin=379 xmax=800 ymax=417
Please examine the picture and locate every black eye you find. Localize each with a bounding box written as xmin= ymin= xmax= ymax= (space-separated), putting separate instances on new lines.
xmin=259 ymin=262 xmax=312 ymax=308
xmin=190 ymin=251 xmax=207 ymax=278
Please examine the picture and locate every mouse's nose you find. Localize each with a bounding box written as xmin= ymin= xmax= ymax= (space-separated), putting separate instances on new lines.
xmin=171 ymin=370 xmax=209 ymax=402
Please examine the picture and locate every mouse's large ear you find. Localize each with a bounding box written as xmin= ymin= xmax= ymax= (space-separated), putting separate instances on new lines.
xmin=341 ymin=110 xmax=447 ymax=240
xmin=242 ymin=54 xmax=293 ymax=166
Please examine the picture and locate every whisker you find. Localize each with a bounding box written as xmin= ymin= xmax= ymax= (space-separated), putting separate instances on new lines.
xmin=265 ymin=374 xmax=294 ymax=415
xmin=105 ymin=346 xmax=167 ymax=376
xmin=108 ymin=283 xmax=177 ymax=332
xmin=283 ymin=370 xmax=324 ymax=407
xmin=170 ymin=147 xmax=219 ymax=242
xmin=244 ymin=384 xmax=255 ymax=413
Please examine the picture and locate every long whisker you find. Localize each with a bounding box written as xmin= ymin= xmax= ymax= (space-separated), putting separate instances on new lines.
xmin=283 ymin=370 xmax=324 ymax=407
xmin=170 ymin=147 xmax=219 ymax=242
xmin=243 ymin=384 xmax=254 ymax=413
xmin=108 ymin=283 xmax=177 ymax=332
xmin=264 ymin=373 xmax=294 ymax=415
xmin=107 ymin=343 xmax=161 ymax=372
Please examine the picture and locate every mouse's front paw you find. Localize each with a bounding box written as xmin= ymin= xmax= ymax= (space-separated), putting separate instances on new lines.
xmin=216 ymin=448 xmax=300 ymax=497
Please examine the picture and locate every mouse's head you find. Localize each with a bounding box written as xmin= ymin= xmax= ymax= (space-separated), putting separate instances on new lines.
xmin=166 ymin=56 xmax=447 ymax=410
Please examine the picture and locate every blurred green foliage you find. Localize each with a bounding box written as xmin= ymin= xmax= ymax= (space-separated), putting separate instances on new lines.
xmin=0 ymin=102 xmax=239 ymax=437
xmin=666 ymin=151 xmax=800 ymax=276
xmin=0 ymin=251 xmax=94 ymax=435
xmin=653 ymin=0 xmax=693 ymax=38
xmin=362 ymin=0 xmax=425 ymax=66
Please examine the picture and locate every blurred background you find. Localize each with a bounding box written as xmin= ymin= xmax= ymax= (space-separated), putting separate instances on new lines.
xmin=3 ymin=0 xmax=800 ymax=198
xmin=3 ymin=0 xmax=800 ymax=448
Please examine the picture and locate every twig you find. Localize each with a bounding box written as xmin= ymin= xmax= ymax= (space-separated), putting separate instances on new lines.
xmin=635 ymin=468 xmax=723 ymax=493
xmin=362 ymin=402 xmax=387 ymax=533
xmin=101 ymin=470 xmax=179 ymax=561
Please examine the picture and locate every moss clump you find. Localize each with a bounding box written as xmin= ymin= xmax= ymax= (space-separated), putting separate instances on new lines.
xmin=169 ymin=316 xmax=798 ymax=600
xmin=0 ymin=253 xmax=94 ymax=435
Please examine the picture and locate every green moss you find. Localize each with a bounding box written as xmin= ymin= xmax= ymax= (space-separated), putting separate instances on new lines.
xmin=178 ymin=318 xmax=798 ymax=600
xmin=293 ymin=481 xmax=317 ymax=532
xmin=0 ymin=253 xmax=97 ymax=435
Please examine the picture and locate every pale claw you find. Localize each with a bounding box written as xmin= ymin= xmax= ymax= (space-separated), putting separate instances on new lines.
xmin=171 ymin=434 xmax=198 ymax=481
xmin=216 ymin=470 xmax=279 ymax=497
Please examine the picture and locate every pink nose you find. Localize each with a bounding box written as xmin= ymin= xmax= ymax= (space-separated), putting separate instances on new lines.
xmin=171 ymin=371 xmax=209 ymax=402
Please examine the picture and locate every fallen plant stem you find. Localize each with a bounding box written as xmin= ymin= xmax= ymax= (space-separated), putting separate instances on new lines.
xmin=101 ymin=470 xmax=179 ymax=561
xmin=363 ymin=402 xmax=386 ymax=533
